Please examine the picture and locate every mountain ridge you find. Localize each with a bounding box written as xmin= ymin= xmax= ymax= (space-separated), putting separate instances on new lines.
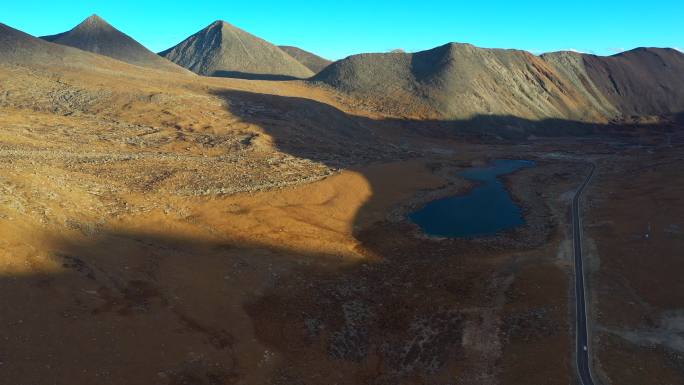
xmin=314 ymin=42 xmax=684 ymax=121
xmin=5 ymin=17 xmax=683 ymax=123
xmin=278 ymin=45 xmax=332 ymax=74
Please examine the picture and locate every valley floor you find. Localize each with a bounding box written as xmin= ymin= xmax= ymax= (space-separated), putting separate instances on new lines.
xmin=0 ymin=61 xmax=682 ymax=384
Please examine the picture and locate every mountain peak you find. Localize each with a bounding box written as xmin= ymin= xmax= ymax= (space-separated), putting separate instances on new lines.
xmin=207 ymin=20 xmax=241 ymax=33
xmin=39 ymin=16 xmax=189 ymax=74
xmin=76 ymin=14 xmax=112 ymax=30
xmin=161 ymin=20 xmax=314 ymax=79
xmin=612 ymin=47 xmax=684 ymax=59
xmin=85 ymin=14 xmax=105 ymax=22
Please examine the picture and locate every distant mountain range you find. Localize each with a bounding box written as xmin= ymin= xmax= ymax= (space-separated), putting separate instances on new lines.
xmin=2 ymin=16 xmax=683 ymax=123
xmin=314 ymin=43 xmax=684 ymax=121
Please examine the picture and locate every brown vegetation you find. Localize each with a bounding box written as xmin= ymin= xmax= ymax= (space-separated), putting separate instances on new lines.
xmin=1 ymin=18 xmax=683 ymax=384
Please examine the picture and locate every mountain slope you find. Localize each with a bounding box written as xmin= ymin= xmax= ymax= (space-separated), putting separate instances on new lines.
xmin=41 ymin=15 xmax=189 ymax=74
xmin=1 ymin=21 xmax=127 ymax=70
xmin=160 ymin=21 xmax=314 ymax=79
xmin=581 ymin=48 xmax=684 ymax=116
xmin=539 ymin=51 xmax=619 ymax=118
xmin=315 ymin=43 xmax=684 ymax=121
xmin=542 ymin=48 xmax=684 ymax=118
xmin=314 ymin=43 xmax=599 ymax=120
xmin=278 ymin=45 xmax=331 ymax=73
xmin=1 ymin=22 xmax=64 ymax=63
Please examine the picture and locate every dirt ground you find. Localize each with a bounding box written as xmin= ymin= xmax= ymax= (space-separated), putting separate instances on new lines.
xmin=0 ymin=146 xmax=586 ymax=385
xmin=1 ymin=57 xmax=682 ymax=384
xmin=585 ymin=146 xmax=684 ymax=384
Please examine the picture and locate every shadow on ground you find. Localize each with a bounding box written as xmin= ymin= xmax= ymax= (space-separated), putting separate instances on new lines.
xmin=3 ymin=88 xmax=683 ymax=384
xmin=212 ymin=89 xmax=683 ymax=162
xmin=211 ymin=71 xmax=309 ymax=81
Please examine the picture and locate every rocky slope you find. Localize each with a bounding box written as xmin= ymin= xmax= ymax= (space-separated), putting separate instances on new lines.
xmin=581 ymin=48 xmax=684 ymax=117
xmin=160 ymin=21 xmax=314 ymax=79
xmin=314 ymin=43 xmax=597 ymax=120
xmin=1 ymin=22 xmax=72 ymax=64
xmin=279 ymin=45 xmax=331 ymax=73
xmin=41 ymin=15 xmax=189 ymax=74
xmin=315 ymin=43 xmax=684 ymax=121
xmin=1 ymin=21 xmax=153 ymax=75
xmin=542 ymin=48 xmax=684 ymax=119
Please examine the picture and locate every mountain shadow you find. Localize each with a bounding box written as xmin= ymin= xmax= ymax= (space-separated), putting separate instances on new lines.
xmin=210 ymin=71 xmax=303 ymax=81
xmin=205 ymin=89 xmax=682 ymax=382
xmin=3 ymin=87 xmax=682 ymax=384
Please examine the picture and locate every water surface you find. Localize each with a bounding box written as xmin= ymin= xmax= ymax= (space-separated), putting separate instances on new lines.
xmin=409 ymin=159 xmax=534 ymax=238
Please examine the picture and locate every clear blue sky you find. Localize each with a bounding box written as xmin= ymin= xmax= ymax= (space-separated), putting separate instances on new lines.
xmin=3 ymin=0 xmax=683 ymax=60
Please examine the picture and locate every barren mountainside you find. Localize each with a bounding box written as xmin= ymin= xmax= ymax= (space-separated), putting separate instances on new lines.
xmin=13 ymin=16 xmax=683 ymax=122
xmin=581 ymin=48 xmax=684 ymax=117
xmin=278 ymin=45 xmax=332 ymax=73
xmin=1 ymin=22 xmax=89 ymax=65
xmin=314 ymin=43 xmax=599 ymax=120
xmin=315 ymin=43 xmax=684 ymax=121
xmin=160 ymin=21 xmax=314 ymax=79
xmin=0 ymin=21 xmax=165 ymax=76
xmin=41 ymin=15 xmax=190 ymax=74
xmin=1 ymin=22 xmax=75 ymax=64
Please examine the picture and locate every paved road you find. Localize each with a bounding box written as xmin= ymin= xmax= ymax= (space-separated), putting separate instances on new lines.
xmin=572 ymin=163 xmax=596 ymax=385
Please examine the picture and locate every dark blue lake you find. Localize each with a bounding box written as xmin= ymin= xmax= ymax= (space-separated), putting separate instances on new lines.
xmin=409 ymin=159 xmax=535 ymax=238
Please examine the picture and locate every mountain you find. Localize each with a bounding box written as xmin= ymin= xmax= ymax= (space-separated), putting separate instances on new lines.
xmin=1 ymin=22 xmax=64 ymax=63
xmin=573 ymin=48 xmax=684 ymax=117
xmin=314 ymin=43 xmax=684 ymax=121
xmin=1 ymin=21 xmax=125 ymax=69
xmin=160 ymin=21 xmax=314 ymax=80
xmin=314 ymin=43 xmax=599 ymax=120
xmin=278 ymin=45 xmax=332 ymax=73
xmin=41 ymin=15 xmax=189 ymax=74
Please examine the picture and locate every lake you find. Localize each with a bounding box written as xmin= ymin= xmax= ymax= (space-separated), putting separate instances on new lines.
xmin=409 ymin=159 xmax=534 ymax=238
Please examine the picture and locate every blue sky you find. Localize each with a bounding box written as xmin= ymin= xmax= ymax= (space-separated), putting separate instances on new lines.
xmin=3 ymin=1 xmax=683 ymax=60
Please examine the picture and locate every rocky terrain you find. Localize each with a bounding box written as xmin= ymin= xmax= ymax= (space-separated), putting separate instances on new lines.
xmin=160 ymin=21 xmax=314 ymax=79
xmin=580 ymin=48 xmax=684 ymax=117
xmin=41 ymin=15 xmax=189 ymax=74
xmin=314 ymin=43 xmax=684 ymax=122
xmin=278 ymin=45 xmax=332 ymax=73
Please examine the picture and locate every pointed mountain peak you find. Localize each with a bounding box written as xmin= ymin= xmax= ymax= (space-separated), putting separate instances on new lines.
xmin=85 ymin=14 xmax=105 ymax=23
xmin=39 ymin=15 xmax=189 ymax=74
xmin=76 ymin=14 xmax=113 ymax=30
xmin=206 ymin=20 xmax=239 ymax=32
xmin=161 ymin=20 xmax=314 ymax=79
